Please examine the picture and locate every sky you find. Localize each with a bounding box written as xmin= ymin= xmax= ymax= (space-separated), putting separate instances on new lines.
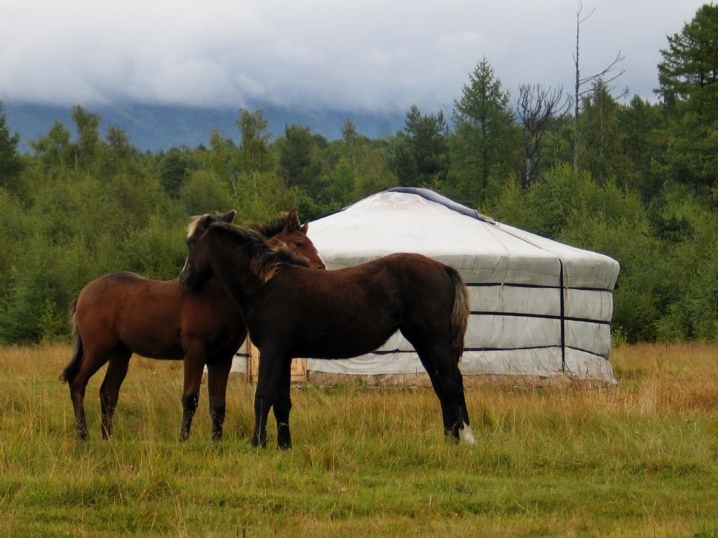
xmin=0 ymin=0 xmax=709 ymax=116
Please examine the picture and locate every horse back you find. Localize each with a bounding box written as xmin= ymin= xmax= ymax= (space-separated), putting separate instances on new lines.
xmin=322 ymin=252 xmax=454 ymax=303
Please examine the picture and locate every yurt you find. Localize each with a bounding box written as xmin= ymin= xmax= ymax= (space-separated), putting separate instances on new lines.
xmin=234 ymin=187 xmax=620 ymax=385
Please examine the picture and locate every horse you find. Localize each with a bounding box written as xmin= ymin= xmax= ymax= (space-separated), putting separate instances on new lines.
xmin=60 ymin=209 xmax=326 ymax=442
xmin=179 ymin=214 xmax=475 ymax=449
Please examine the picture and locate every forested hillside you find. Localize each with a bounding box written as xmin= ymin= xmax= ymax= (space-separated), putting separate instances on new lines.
xmin=0 ymin=5 xmax=716 ymax=345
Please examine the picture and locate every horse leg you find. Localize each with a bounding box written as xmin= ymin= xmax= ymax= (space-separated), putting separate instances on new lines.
xmin=428 ymin=359 xmax=473 ymax=443
xmin=421 ymin=363 xmax=457 ymax=437
xmin=404 ymin=332 xmax=475 ymax=445
xmin=179 ymin=355 xmax=205 ymax=442
xmin=272 ymin=356 xmax=293 ymax=450
xmin=66 ymin=349 xmax=112 ymax=440
xmin=252 ymin=347 xmax=284 ymax=448
xmin=206 ymin=355 xmax=233 ymax=441
xmin=69 ymin=382 xmax=89 ymax=441
xmin=429 ymin=352 xmax=473 ymax=444
xmin=99 ymin=351 xmax=131 ymax=440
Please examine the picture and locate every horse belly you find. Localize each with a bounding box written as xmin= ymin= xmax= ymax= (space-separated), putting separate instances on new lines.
xmin=292 ymin=321 xmax=398 ymax=360
xmin=116 ymin=312 xmax=184 ymax=359
xmin=180 ymin=304 xmax=245 ymax=359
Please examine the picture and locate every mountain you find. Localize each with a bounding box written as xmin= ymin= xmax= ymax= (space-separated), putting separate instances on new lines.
xmin=3 ymin=102 xmax=406 ymax=153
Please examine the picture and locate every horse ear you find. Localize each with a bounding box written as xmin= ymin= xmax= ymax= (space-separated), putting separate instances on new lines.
xmin=286 ymin=209 xmax=301 ymax=231
xmin=223 ymin=210 xmax=237 ymax=223
xmin=200 ymin=214 xmax=214 ymax=230
xmin=300 ymin=222 xmax=309 ymax=234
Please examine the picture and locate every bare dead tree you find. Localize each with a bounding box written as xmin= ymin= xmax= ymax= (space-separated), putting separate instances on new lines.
xmin=517 ymin=84 xmax=572 ymax=189
xmin=573 ymin=2 xmax=625 ymax=172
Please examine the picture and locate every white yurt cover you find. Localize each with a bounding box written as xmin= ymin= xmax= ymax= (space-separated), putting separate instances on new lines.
xmin=231 ymin=188 xmax=619 ymax=382
xmin=293 ymin=188 xmax=620 ymax=382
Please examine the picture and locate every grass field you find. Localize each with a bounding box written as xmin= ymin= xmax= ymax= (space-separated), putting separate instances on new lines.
xmin=0 ymin=343 xmax=717 ymax=537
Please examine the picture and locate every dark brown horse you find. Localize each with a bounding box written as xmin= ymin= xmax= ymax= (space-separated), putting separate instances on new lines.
xmin=179 ymin=215 xmax=475 ymax=449
xmin=61 ymin=210 xmax=325 ymax=441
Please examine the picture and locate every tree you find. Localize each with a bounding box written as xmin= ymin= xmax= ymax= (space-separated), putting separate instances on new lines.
xmin=70 ymin=106 xmax=102 ymax=174
xmin=324 ymin=126 xmax=397 ymax=212
xmin=203 ymin=130 xmax=240 ymax=196
xmin=617 ymin=95 xmax=665 ymax=199
xmin=179 ymin=169 xmax=235 ymax=216
xmin=325 ymin=121 xmax=360 ymax=206
xmin=0 ymin=101 xmax=24 ymax=193
xmin=277 ymin=124 xmax=327 ymax=191
xmin=516 ymin=84 xmax=571 ymax=189
xmin=572 ymin=3 xmax=625 ymax=172
xmin=351 ymin=141 xmax=397 ymax=200
xmin=276 ymin=124 xmax=331 ymax=219
xmin=392 ymin=105 xmax=448 ymax=187
xmin=157 ymin=147 xmax=197 ymax=197
xmin=236 ymin=108 xmax=275 ymax=175
xmin=234 ymin=109 xmax=284 ymax=216
xmin=449 ymin=57 xmax=520 ymax=204
xmin=657 ymin=4 xmax=718 ymax=115
xmin=340 ymin=120 xmax=360 ymax=174
xmin=578 ymin=79 xmax=628 ymax=185
xmin=105 ymin=125 xmax=134 ymax=172
xmin=656 ymin=4 xmax=718 ymax=197
xmin=28 ymin=121 xmax=73 ymax=176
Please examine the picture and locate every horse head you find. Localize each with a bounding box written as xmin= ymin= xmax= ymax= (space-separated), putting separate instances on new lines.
xmin=276 ymin=209 xmax=325 ymax=269
xmin=181 ymin=211 xmax=236 ymax=292
xmin=253 ymin=209 xmax=326 ymax=270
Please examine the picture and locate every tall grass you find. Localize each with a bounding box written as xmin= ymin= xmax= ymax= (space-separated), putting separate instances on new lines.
xmin=0 ymin=343 xmax=717 ymax=537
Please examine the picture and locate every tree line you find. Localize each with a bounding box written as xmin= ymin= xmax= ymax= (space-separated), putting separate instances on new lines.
xmin=0 ymin=4 xmax=716 ymax=345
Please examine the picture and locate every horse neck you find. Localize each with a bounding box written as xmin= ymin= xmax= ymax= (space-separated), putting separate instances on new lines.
xmin=207 ymin=232 xmax=263 ymax=307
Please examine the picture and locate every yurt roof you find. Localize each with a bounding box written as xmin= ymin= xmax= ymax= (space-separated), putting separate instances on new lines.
xmin=309 ymin=187 xmax=619 ymax=290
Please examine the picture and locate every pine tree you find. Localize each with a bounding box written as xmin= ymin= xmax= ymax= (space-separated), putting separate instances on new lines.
xmin=401 ymin=105 xmax=448 ymax=188
xmin=657 ymin=4 xmax=718 ymax=117
xmin=449 ymin=58 xmax=519 ymax=205
xmin=657 ymin=4 xmax=718 ymax=196
xmin=0 ymin=101 xmax=24 ymax=192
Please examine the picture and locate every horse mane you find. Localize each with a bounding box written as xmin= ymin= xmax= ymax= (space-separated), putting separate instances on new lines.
xmin=207 ymin=220 xmax=306 ymax=284
xmin=186 ymin=214 xmax=205 ymax=239
xmin=248 ymin=212 xmax=290 ymax=238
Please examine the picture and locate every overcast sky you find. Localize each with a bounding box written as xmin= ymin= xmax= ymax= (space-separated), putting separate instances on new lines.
xmin=0 ymin=0 xmax=708 ymax=115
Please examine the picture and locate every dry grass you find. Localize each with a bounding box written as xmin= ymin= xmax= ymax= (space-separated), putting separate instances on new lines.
xmin=0 ymin=343 xmax=717 ymax=537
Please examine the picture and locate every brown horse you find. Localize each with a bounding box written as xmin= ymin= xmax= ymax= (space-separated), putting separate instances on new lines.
xmin=60 ymin=210 xmax=325 ymax=441
xmin=179 ymin=215 xmax=475 ymax=449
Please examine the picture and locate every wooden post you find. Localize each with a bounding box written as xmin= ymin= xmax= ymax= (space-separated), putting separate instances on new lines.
xmin=245 ymin=338 xmax=307 ymax=384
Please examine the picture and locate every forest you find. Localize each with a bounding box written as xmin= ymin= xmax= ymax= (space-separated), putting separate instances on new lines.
xmin=0 ymin=4 xmax=716 ymax=346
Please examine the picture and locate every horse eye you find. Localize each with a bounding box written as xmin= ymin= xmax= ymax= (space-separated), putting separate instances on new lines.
xmin=294 ymin=241 xmax=304 ymax=249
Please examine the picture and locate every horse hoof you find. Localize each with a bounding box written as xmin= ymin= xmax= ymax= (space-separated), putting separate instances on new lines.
xmin=459 ymin=423 xmax=477 ymax=445
xmin=251 ymin=437 xmax=267 ymax=449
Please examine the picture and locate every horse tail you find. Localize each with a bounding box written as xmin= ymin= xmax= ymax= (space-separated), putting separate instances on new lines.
xmin=446 ymin=266 xmax=470 ymax=363
xmin=60 ymin=296 xmax=83 ymax=383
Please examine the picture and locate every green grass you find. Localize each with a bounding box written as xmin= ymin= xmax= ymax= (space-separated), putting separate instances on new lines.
xmin=1 ymin=343 xmax=717 ymax=536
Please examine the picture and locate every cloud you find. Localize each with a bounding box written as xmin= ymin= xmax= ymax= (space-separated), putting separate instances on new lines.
xmin=0 ymin=0 xmax=708 ymax=114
